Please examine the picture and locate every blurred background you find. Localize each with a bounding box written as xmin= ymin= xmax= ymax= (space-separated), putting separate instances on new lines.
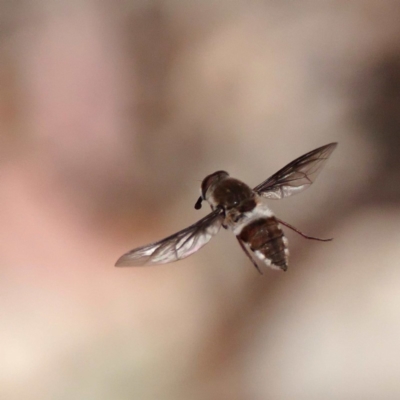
xmin=1 ymin=1 xmax=400 ymax=399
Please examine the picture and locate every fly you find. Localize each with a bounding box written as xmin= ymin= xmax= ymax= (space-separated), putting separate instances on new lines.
xmin=115 ymin=143 xmax=337 ymax=273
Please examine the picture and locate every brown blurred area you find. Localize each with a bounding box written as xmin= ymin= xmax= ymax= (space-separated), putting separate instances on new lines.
xmin=1 ymin=1 xmax=400 ymax=399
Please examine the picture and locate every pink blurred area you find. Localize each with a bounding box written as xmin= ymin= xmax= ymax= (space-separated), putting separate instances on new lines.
xmin=1 ymin=1 xmax=400 ymax=399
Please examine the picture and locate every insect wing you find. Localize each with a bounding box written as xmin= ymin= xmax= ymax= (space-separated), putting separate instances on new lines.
xmin=254 ymin=142 xmax=337 ymax=199
xmin=115 ymin=209 xmax=224 ymax=266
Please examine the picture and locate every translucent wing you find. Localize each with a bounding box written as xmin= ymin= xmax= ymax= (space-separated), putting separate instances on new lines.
xmin=115 ymin=209 xmax=224 ymax=266
xmin=254 ymin=143 xmax=337 ymax=199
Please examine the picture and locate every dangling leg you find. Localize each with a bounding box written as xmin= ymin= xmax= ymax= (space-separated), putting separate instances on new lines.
xmin=276 ymin=218 xmax=333 ymax=242
xmin=236 ymin=237 xmax=263 ymax=275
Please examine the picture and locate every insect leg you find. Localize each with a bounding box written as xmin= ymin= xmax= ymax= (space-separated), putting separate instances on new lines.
xmin=276 ymin=218 xmax=333 ymax=242
xmin=236 ymin=237 xmax=263 ymax=275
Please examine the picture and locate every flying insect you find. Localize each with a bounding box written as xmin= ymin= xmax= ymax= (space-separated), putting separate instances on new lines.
xmin=115 ymin=143 xmax=337 ymax=273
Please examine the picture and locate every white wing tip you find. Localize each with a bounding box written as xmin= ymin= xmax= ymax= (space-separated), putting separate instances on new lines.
xmin=115 ymin=254 xmax=147 ymax=267
xmin=115 ymin=255 xmax=130 ymax=267
xmin=115 ymin=257 xmax=126 ymax=267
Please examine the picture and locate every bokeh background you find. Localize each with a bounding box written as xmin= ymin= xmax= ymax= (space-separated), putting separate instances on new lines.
xmin=1 ymin=1 xmax=400 ymax=399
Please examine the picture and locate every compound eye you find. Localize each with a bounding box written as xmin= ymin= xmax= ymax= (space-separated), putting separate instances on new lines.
xmin=201 ymin=171 xmax=229 ymax=199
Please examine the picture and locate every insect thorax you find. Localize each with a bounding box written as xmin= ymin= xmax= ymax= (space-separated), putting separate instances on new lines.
xmin=209 ymin=178 xmax=255 ymax=210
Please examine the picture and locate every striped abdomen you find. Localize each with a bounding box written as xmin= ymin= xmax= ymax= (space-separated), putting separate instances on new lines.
xmin=239 ymin=217 xmax=289 ymax=271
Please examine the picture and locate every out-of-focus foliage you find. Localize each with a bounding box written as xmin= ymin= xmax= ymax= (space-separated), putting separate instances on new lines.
xmin=1 ymin=1 xmax=400 ymax=399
